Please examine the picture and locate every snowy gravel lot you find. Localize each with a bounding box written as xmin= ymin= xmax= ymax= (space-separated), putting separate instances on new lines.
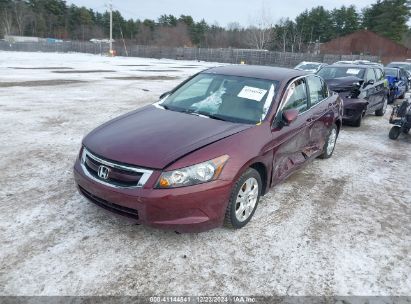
xmin=0 ymin=51 xmax=410 ymax=296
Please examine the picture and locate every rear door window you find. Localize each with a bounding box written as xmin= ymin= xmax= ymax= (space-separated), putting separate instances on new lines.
xmin=365 ymin=69 xmax=377 ymax=83
xmin=306 ymin=76 xmax=328 ymax=106
xmin=374 ymin=68 xmax=383 ymax=81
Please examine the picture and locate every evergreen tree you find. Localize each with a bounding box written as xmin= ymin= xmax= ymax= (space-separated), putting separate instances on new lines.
xmin=362 ymin=0 xmax=411 ymax=42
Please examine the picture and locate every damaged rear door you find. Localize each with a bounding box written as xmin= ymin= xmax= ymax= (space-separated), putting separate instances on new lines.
xmin=305 ymin=75 xmax=334 ymax=157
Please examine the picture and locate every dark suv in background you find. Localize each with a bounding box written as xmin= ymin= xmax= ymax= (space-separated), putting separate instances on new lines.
xmin=317 ymin=64 xmax=388 ymax=127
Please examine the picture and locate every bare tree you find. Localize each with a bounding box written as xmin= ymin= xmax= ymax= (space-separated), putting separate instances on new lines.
xmin=245 ymin=4 xmax=275 ymax=50
xmin=13 ymin=0 xmax=28 ymax=36
xmin=1 ymin=7 xmax=13 ymax=36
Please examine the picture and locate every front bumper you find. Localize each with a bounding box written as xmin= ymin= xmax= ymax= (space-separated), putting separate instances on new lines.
xmin=343 ymin=107 xmax=362 ymax=122
xmin=73 ymin=159 xmax=232 ymax=233
xmin=341 ymin=97 xmax=366 ymax=123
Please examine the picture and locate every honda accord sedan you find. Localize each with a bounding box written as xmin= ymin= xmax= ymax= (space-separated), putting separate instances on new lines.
xmin=74 ymin=65 xmax=343 ymax=233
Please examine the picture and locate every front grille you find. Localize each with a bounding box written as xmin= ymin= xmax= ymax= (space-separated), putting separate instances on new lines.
xmin=80 ymin=148 xmax=153 ymax=188
xmin=79 ymin=185 xmax=139 ymax=219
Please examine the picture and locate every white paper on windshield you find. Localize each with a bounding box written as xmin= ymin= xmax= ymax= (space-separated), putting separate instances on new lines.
xmin=346 ymin=68 xmax=361 ymax=75
xmin=238 ymin=86 xmax=268 ymax=102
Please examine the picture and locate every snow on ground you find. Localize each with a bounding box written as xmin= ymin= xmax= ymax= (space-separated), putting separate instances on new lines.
xmin=0 ymin=51 xmax=410 ymax=296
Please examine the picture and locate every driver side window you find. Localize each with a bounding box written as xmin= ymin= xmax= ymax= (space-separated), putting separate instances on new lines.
xmin=282 ymin=78 xmax=308 ymax=113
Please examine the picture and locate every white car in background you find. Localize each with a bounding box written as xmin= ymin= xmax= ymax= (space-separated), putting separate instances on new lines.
xmin=294 ymin=61 xmax=328 ymax=73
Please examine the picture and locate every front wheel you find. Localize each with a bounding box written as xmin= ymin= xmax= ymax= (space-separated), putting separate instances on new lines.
xmin=319 ymin=124 xmax=338 ymax=159
xmin=389 ymin=126 xmax=401 ymax=140
xmin=224 ymin=168 xmax=262 ymax=229
xmin=352 ymin=113 xmax=363 ymax=127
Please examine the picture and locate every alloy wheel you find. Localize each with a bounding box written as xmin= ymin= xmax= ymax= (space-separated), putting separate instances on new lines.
xmin=326 ymin=128 xmax=337 ymax=156
xmin=235 ymin=177 xmax=259 ymax=222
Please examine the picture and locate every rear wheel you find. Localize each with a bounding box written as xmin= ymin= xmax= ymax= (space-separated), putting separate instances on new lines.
xmin=389 ymin=126 xmax=401 ymax=140
xmin=319 ymin=124 xmax=338 ymax=159
xmin=388 ymin=93 xmax=395 ymax=104
xmin=224 ymin=168 xmax=261 ymax=229
xmin=375 ymin=96 xmax=388 ymax=116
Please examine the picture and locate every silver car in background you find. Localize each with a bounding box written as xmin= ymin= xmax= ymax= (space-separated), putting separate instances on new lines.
xmin=294 ymin=61 xmax=328 ymax=73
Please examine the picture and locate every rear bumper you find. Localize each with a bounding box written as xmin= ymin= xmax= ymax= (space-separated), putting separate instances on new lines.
xmin=73 ymin=159 xmax=232 ymax=233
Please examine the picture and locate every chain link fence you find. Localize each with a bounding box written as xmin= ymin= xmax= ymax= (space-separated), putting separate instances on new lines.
xmin=0 ymin=40 xmax=379 ymax=67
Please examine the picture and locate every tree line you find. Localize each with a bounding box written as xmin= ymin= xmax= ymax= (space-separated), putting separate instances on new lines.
xmin=0 ymin=0 xmax=410 ymax=51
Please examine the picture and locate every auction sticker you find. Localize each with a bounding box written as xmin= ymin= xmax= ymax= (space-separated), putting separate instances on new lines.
xmin=238 ymin=86 xmax=267 ymax=101
xmin=346 ymin=68 xmax=361 ymax=75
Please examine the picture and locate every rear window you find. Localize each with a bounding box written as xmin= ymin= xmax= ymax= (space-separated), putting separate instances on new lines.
xmin=296 ymin=63 xmax=321 ymax=70
xmin=384 ymin=68 xmax=398 ymax=77
xmin=387 ymin=63 xmax=411 ymax=72
xmin=317 ymin=66 xmax=365 ymax=79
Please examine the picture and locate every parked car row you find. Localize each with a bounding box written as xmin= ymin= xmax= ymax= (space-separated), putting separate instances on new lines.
xmin=317 ymin=63 xmax=388 ymax=126
xmin=295 ymin=60 xmax=411 ymax=127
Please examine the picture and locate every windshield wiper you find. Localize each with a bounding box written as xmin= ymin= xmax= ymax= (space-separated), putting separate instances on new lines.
xmin=195 ymin=111 xmax=227 ymax=121
xmin=161 ymin=106 xmax=227 ymax=121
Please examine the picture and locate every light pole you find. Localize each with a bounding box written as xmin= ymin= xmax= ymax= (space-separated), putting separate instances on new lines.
xmin=109 ymin=0 xmax=113 ymax=55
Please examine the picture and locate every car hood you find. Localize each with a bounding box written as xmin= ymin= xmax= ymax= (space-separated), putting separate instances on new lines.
xmin=83 ymin=105 xmax=252 ymax=169
xmin=324 ymin=76 xmax=363 ymax=92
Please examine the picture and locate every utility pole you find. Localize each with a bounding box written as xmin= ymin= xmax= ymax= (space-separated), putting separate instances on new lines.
xmin=109 ymin=0 xmax=113 ymax=55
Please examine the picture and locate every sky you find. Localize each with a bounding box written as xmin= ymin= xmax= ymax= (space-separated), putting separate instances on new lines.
xmin=66 ymin=0 xmax=377 ymax=27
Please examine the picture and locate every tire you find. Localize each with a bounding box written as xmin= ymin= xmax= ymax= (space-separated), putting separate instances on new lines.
xmin=389 ymin=126 xmax=401 ymax=140
xmin=352 ymin=113 xmax=362 ymax=127
xmin=375 ymin=96 xmax=388 ymax=116
xmin=224 ymin=168 xmax=262 ymax=229
xmin=388 ymin=93 xmax=395 ymax=104
xmin=319 ymin=124 xmax=338 ymax=159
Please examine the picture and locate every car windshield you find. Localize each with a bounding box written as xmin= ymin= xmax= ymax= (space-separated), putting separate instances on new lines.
xmin=387 ymin=63 xmax=411 ymax=72
xmin=384 ymin=68 xmax=398 ymax=77
xmin=159 ymin=73 xmax=279 ymax=124
xmin=317 ymin=66 xmax=365 ymax=79
xmin=296 ymin=63 xmax=320 ymax=70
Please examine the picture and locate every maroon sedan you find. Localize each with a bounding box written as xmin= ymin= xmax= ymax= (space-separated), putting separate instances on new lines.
xmin=74 ymin=65 xmax=343 ymax=233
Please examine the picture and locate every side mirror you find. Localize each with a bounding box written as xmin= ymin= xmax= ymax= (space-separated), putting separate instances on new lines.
xmin=160 ymin=92 xmax=170 ymax=99
xmin=353 ymin=81 xmax=361 ymax=88
xmin=366 ymin=79 xmax=375 ymax=86
xmin=282 ymin=109 xmax=299 ymax=126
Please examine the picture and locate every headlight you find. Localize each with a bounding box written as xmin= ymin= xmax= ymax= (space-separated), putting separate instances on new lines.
xmin=157 ymin=155 xmax=229 ymax=188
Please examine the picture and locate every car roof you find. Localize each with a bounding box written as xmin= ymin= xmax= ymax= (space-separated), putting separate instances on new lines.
xmin=297 ymin=61 xmax=323 ymax=65
xmin=203 ymin=65 xmax=307 ymax=82
xmin=389 ymin=61 xmax=411 ymax=65
xmin=328 ymin=64 xmax=380 ymax=69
